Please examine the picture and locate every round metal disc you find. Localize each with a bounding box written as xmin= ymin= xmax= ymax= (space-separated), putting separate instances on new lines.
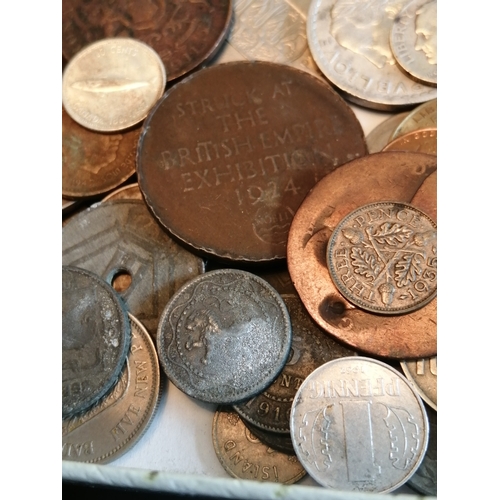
xmin=62 ymin=265 xmax=131 ymax=417
xmin=289 ymin=356 xmax=429 ymax=493
xmin=137 ymin=60 xmax=367 ymax=262
xmin=156 ymin=269 xmax=292 ymax=404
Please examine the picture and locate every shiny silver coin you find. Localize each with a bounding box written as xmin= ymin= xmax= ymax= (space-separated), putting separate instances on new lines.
xmin=289 ymin=356 xmax=429 ymax=493
xmin=156 ymin=269 xmax=292 ymax=404
xmin=62 ymin=266 xmax=130 ymax=418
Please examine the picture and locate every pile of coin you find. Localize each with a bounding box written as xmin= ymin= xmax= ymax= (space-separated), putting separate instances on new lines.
xmin=62 ymin=0 xmax=437 ymax=496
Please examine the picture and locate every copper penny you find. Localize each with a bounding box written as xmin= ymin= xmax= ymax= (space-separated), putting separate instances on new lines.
xmin=137 ymin=61 xmax=367 ymax=262
xmin=287 ymin=151 xmax=437 ymax=359
xmin=326 ymin=201 xmax=437 ymax=315
xmin=62 ymin=108 xmax=140 ymax=199
xmin=383 ymin=128 xmax=437 ymax=155
xmin=62 ymin=0 xmax=232 ymax=81
xmin=102 ymin=182 xmax=143 ymax=202
xmin=391 ymin=98 xmax=437 ymax=141
xmin=411 ymin=169 xmax=436 ymax=222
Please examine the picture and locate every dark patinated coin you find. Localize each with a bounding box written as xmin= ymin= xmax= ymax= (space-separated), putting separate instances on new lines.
xmin=62 ymin=108 xmax=140 ymax=199
xmin=137 ymin=61 xmax=367 ymax=262
xmin=62 ymin=266 xmax=130 ymax=417
xmin=233 ymin=294 xmax=356 ymax=433
xmin=287 ymin=151 xmax=437 ymax=359
xmin=62 ymin=200 xmax=205 ymax=338
xmin=156 ymin=269 xmax=292 ymax=404
xmin=62 ymin=0 xmax=232 ymax=81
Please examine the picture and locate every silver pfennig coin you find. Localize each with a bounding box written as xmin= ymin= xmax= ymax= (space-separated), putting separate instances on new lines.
xmin=289 ymin=356 xmax=429 ymax=493
xmin=62 ymin=313 xmax=161 ymax=463
xmin=62 ymin=38 xmax=166 ymax=132
xmin=326 ymin=201 xmax=437 ymax=315
xmin=156 ymin=269 xmax=292 ymax=404
xmin=390 ymin=0 xmax=437 ymax=86
xmin=306 ymin=0 xmax=437 ymax=109
xmin=62 ymin=266 xmax=130 ymax=418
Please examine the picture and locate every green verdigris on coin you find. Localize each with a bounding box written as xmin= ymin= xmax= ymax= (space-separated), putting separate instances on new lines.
xmin=327 ymin=201 xmax=437 ymax=315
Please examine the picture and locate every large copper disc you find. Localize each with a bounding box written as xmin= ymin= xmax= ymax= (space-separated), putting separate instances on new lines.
xmin=137 ymin=61 xmax=367 ymax=262
xmin=287 ymin=151 xmax=437 ymax=359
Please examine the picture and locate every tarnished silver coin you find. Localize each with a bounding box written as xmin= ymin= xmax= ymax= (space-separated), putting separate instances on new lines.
xmin=390 ymin=0 xmax=437 ymax=86
xmin=306 ymin=0 xmax=437 ymax=109
xmin=401 ymin=356 xmax=437 ymax=410
xmin=289 ymin=356 xmax=429 ymax=493
xmin=212 ymin=406 xmax=306 ymax=484
xmin=326 ymin=201 xmax=437 ymax=315
xmin=62 ymin=314 xmax=161 ymax=463
xmin=62 ymin=200 xmax=205 ymax=337
xmin=62 ymin=38 xmax=166 ymax=132
xmin=62 ymin=266 xmax=130 ymax=418
xmin=233 ymin=293 xmax=356 ymax=433
xmin=391 ymin=98 xmax=437 ymax=140
xmin=156 ymin=269 xmax=292 ymax=404
xmin=365 ymin=111 xmax=410 ymax=153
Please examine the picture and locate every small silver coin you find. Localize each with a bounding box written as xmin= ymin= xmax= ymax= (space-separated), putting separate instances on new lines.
xmin=62 ymin=265 xmax=130 ymax=418
xmin=156 ymin=269 xmax=292 ymax=404
xmin=289 ymin=356 xmax=429 ymax=493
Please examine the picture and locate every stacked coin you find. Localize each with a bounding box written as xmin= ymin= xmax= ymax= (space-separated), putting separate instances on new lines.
xmin=62 ymin=1 xmax=438 ymax=494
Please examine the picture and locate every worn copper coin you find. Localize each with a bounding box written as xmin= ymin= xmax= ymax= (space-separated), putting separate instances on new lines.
xmin=62 ymin=108 xmax=140 ymax=199
xmin=390 ymin=0 xmax=437 ymax=86
xmin=306 ymin=0 xmax=437 ymax=110
xmin=365 ymin=111 xmax=410 ymax=153
xmin=233 ymin=293 xmax=356 ymax=433
xmin=289 ymin=356 xmax=429 ymax=493
xmin=62 ymin=200 xmax=205 ymax=337
xmin=102 ymin=183 xmax=143 ymax=202
xmin=62 ymin=0 xmax=232 ymax=81
xmin=287 ymin=151 xmax=437 ymax=358
xmin=391 ymin=98 xmax=437 ymax=140
xmin=62 ymin=266 xmax=131 ymax=418
xmin=137 ymin=61 xmax=367 ymax=262
xmin=383 ymin=128 xmax=437 ymax=155
xmin=326 ymin=201 xmax=437 ymax=315
xmin=411 ymin=169 xmax=436 ymax=221
xmin=62 ymin=314 xmax=161 ymax=463
xmin=212 ymin=406 xmax=306 ymax=484
xmin=62 ymin=38 xmax=166 ymax=132
xmin=156 ymin=269 xmax=292 ymax=404
xmin=401 ymin=357 xmax=437 ymax=410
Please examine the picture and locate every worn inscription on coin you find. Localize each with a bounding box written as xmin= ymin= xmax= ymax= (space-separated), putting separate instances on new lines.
xmin=137 ymin=61 xmax=366 ymax=262
xmin=62 ymin=314 xmax=160 ymax=463
xmin=212 ymin=406 xmax=306 ymax=483
xmin=62 ymin=266 xmax=130 ymax=417
xmin=327 ymin=201 xmax=437 ymax=314
xmin=157 ymin=269 xmax=292 ymax=404
xmin=401 ymin=356 xmax=437 ymax=410
xmin=290 ymin=357 xmax=429 ymax=493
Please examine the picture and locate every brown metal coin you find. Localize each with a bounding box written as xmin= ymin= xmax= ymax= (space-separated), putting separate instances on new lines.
xmin=287 ymin=151 xmax=437 ymax=359
xmin=212 ymin=406 xmax=306 ymax=484
xmin=62 ymin=0 xmax=232 ymax=81
xmin=62 ymin=108 xmax=140 ymax=199
xmin=102 ymin=183 xmax=143 ymax=202
xmin=391 ymin=98 xmax=437 ymax=140
xmin=137 ymin=61 xmax=367 ymax=262
xmin=383 ymin=128 xmax=437 ymax=155
xmin=411 ymin=170 xmax=437 ymax=222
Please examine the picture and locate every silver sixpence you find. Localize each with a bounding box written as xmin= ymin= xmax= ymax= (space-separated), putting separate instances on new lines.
xmin=156 ymin=269 xmax=292 ymax=404
xmin=62 ymin=266 xmax=130 ymax=418
xmin=326 ymin=201 xmax=437 ymax=315
xmin=290 ymin=356 xmax=429 ymax=493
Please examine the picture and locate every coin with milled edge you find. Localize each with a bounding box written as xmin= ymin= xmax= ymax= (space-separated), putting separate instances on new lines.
xmin=62 ymin=38 xmax=166 ymax=132
xmin=289 ymin=356 xmax=429 ymax=493
xmin=287 ymin=151 xmax=437 ymax=358
xmin=306 ymin=0 xmax=437 ymax=110
xmin=62 ymin=313 xmax=161 ymax=463
xmin=401 ymin=357 xmax=437 ymax=410
xmin=390 ymin=0 xmax=437 ymax=86
xmin=62 ymin=266 xmax=131 ymax=417
xmin=157 ymin=269 xmax=292 ymax=404
xmin=326 ymin=201 xmax=437 ymax=315
xmin=212 ymin=406 xmax=306 ymax=483
xmin=391 ymin=98 xmax=437 ymax=140
xmin=62 ymin=0 xmax=232 ymax=81
xmin=383 ymin=128 xmax=437 ymax=155
xmin=233 ymin=293 xmax=356 ymax=433
xmin=137 ymin=60 xmax=367 ymax=262
xmin=62 ymin=200 xmax=205 ymax=337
